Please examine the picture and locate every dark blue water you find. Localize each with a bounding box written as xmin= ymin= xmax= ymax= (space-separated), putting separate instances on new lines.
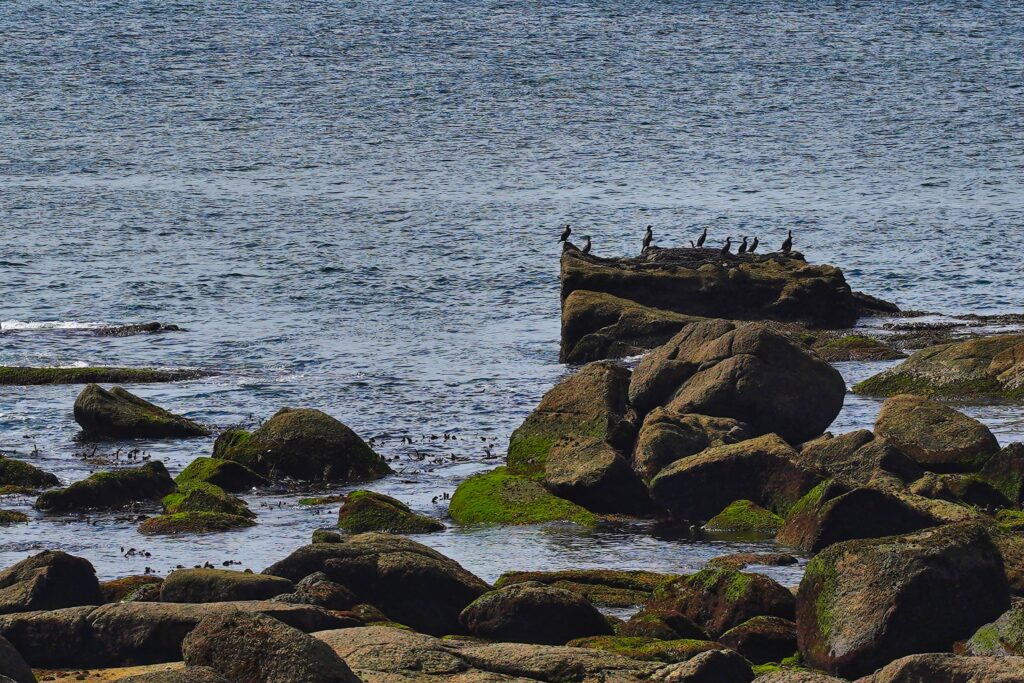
xmin=1 ymin=0 xmax=1023 ymax=582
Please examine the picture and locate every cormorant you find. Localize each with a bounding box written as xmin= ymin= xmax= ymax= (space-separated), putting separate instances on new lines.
xmin=738 ymin=236 xmax=748 ymax=254
xmin=559 ymin=224 xmax=571 ymax=242
xmin=781 ymin=230 xmax=793 ymax=254
xmin=721 ymin=237 xmax=732 ymax=256
xmin=581 ymin=236 xmax=592 ymax=255
xmin=696 ymin=227 xmax=707 ymax=248
xmin=642 ymin=225 xmax=653 ymax=252
xmin=749 ymin=237 xmax=759 ymax=253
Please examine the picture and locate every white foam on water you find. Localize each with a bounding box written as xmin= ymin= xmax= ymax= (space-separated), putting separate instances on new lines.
xmin=0 ymin=320 xmax=105 ymax=331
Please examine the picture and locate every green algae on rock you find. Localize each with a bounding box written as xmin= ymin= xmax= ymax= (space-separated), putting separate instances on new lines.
xmin=73 ymin=384 xmax=209 ymax=439
xmin=138 ymin=511 xmax=256 ymax=535
xmin=853 ymin=334 xmax=1024 ymax=399
xmin=448 ymin=467 xmax=597 ymax=527
xmin=35 ymin=461 xmax=175 ymax=511
xmin=162 ymin=482 xmax=254 ymax=519
xmin=566 ymin=635 xmax=723 ymax=663
xmin=0 ymin=454 xmax=59 ymax=489
xmin=212 ymin=407 xmax=391 ymax=483
xmin=967 ymin=603 xmax=1024 ymax=656
xmin=175 ymin=457 xmax=268 ymax=493
xmin=160 ymin=568 xmax=293 ymax=603
xmin=495 ymin=569 xmax=678 ymax=608
xmin=0 ymin=510 xmax=29 ymax=524
xmin=0 ymin=365 xmax=213 ymax=386
xmin=337 ymin=490 xmax=444 ymax=534
xmin=704 ymin=500 xmax=784 ymax=535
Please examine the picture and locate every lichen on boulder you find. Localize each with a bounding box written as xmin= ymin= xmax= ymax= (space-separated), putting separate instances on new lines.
xmin=336 ymin=490 xmax=444 ymax=534
xmin=73 ymin=384 xmax=209 ymax=439
xmin=212 ymin=408 xmax=391 ymax=483
xmin=448 ymin=467 xmax=597 ymax=526
xmin=35 ymin=461 xmax=175 ymax=511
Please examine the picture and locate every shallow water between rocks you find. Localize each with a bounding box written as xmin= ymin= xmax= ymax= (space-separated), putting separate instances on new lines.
xmin=2 ymin=0 xmax=1023 ymax=584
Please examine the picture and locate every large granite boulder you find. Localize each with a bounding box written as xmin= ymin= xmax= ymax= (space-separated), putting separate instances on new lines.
xmin=637 ymin=568 xmax=794 ymax=638
xmin=174 ymin=457 xmax=268 ymax=493
xmin=718 ymin=616 xmax=797 ymax=665
xmin=35 ymin=461 xmax=175 ymax=511
xmin=855 ymin=653 xmax=1024 ymax=683
xmin=853 ymin=334 xmax=1024 ymax=399
xmin=74 ymin=385 xmax=208 ymax=439
xmin=628 ymin=321 xmax=845 ymax=444
xmin=654 ymin=648 xmax=754 ymax=682
xmin=631 ymin=409 xmax=754 ymax=481
xmin=544 ymin=437 xmax=651 ymax=515
xmin=797 ymin=430 xmax=922 ymax=489
xmin=776 ymin=481 xmax=937 ymax=553
xmin=459 ymin=582 xmax=613 ymax=644
xmin=213 ymin=408 xmax=391 ymax=483
xmin=507 ymin=361 xmax=634 ymax=475
xmin=559 ymin=247 xmax=864 ymax=362
xmin=315 ymin=625 xmax=469 ymax=677
xmin=796 ymin=523 xmax=1010 ymax=678
xmin=0 ymin=551 xmax=102 ymax=615
xmin=874 ymin=395 xmax=1000 ymax=472
xmin=262 ymin=533 xmax=490 ymax=636
xmin=159 ymin=569 xmax=293 ymax=603
xmin=182 ymin=610 xmax=359 ymax=683
xmin=0 ymin=634 xmax=34 ymax=683
xmin=649 ymin=434 xmax=823 ymax=522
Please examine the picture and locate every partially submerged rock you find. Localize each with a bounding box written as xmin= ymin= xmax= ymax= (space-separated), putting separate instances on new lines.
xmin=705 ymin=553 xmax=798 ymax=572
xmin=35 ymin=462 xmax=175 ymax=512
xmin=796 ymin=523 xmax=1010 ymax=678
xmin=0 ymin=510 xmax=28 ymax=525
xmin=159 ymin=569 xmax=293 ymax=604
xmin=161 ymin=482 xmax=253 ymax=519
xmin=631 ymin=409 xmax=754 ymax=481
xmin=507 ymin=361 xmax=634 ymax=475
xmin=544 ymin=437 xmax=651 ymax=515
xmin=212 ymin=408 xmax=391 ymax=483
xmin=0 ymin=550 xmax=102 ymax=615
xmin=336 ymin=490 xmax=444 ymax=534
xmin=808 ymin=335 xmax=905 ymax=362
xmin=448 ymin=467 xmax=597 ymax=526
xmin=74 ymin=385 xmax=209 ymax=439
xmin=0 ymin=455 xmax=59 ymax=489
xmin=853 ymin=334 xmax=1024 ymax=399
xmin=628 ymin=321 xmax=845 ymax=444
xmin=649 ymin=434 xmax=823 ymax=522
xmin=0 ymin=366 xmax=211 ymax=386
xmin=181 ymin=610 xmax=359 ymax=683
xmin=263 ymin=533 xmax=490 ymax=636
xmin=874 ymin=394 xmax=1000 ymax=472
xmin=704 ymin=500 xmax=783 ymax=536
xmin=94 ymin=322 xmax=183 ymax=337
xmin=174 ymin=457 xmax=268 ymax=493
xmin=137 ymin=512 xmax=255 ymax=535
xmin=459 ymin=582 xmax=613 ymax=645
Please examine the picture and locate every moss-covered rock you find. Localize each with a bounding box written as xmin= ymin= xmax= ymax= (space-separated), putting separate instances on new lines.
xmin=99 ymin=575 xmax=163 ymax=603
xmin=459 ymin=582 xmax=613 ymax=644
xmin=0 ymin=550 xmax=103 ymax=614
xmin=853 ymin=334 xmax=1024 ymax=399
xmin=705 ymin=500 xmax=783 ymax=535
xmin=507 ymin=361 xmax=633 ymax=476
xmin=566 ymin=635 xmax=723 ymax=663
xmin=966 ymin=603 xmax=1024 ymax=656
xmin=35 ymin=461 xmax=175 ymax=511
xmin=706 ymin=553 xmax=799 ymax=571
xmin=212 ymin=408 xmax=391 ymax=483
xmin=0 ymin=454 xmax=59 ymax=489
xmin=0 ymin=366 xmax=211 ymax=386
xmin=720 ymin=615 xmax=797 ymax=665
xmin=632 ymin=409 xmax=754 ymax=482
xmin=797 ymin=430 xmax=922 ymax=490
xmin=162 ymin=482 xmax=254 ymax=518
xmin=137 ymin=511 xmax=256 ymax=535
xmin=649 ymin=434 xmax=823 ymax=522
xmin=175 ymin=457 xmax=268 ymax=493
xmin=543 ymin=436 xmax=651 ymax=515
xmin=628 ymin=320 xmax=846 ymax=444
xmin=996 ymin=509 xmax=1024 ymax=533
xmin=448 ymin=467 xmax=598 ymax=526
xmin=495 ymin=569 xmax=677 ymax=608
xmin=874 ymin=394 xmax=1000 ymax=472
xmin=160 ymin=568 xmax=293 ymax=603
xmin=337 ymin=490 xmax=444 ymax=534
xmin=796 ymin=523 xmax=1010 ymax=678
xmin=978 ymin=443 xmax=1024 ymax=505
xmin=73 ymin=384 xmax=209 ymax=439
xmin=776 ymin=480 xmax=937 ymax=553
xmin=0 ymin=510 xmax=29 ymax=524
xmin=810 ymin=335 xmax=905 ymax=362
xmin=639 ymin=568 xmax=795 ymax=638
xmin=312 ymin=529 xmax=344 ymax=544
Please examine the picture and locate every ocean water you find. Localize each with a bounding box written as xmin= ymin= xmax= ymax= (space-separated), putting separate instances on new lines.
xmin=1 ymin=0 xmax=1023 ymax=583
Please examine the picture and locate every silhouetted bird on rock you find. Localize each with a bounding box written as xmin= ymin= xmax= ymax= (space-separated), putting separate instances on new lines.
xmin=738 ymin=236 xmax=748 ymax=254
xmin=559 ymin=224 xmax=572 ymax=242
xmin=696 ymin=227 xmax=707 ymax=248
xmin=721 ymin=237 xmax=732 ymax=256
xmin=781 ymin=229 xmax=793 ymax=254
xmin=749 ymin=236 xmax=759 ymax=253
xmin=581 ymin=236 xmax=591 ymax=255
xmin=642 ymin=225 xmax=653 ymax=252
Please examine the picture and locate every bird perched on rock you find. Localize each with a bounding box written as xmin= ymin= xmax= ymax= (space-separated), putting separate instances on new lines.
xmin=738 ymin=236 xmax=748 ymax=254
xmin=721 ymin=236 xmax=732 ymax=256
xmin=581 ymin=236 xmax=592 ymax=255
xmin=696 ymin=227 xmax=707 ymax=248
xmin=642 ymin=225 xmax=653 ymax=252
xmin=781 ymin=229 xmax=793 ymax=254
xmin=689 ymin=240 xmax=696 ymax=248
xmin=559 ymin=224 xmax=571 ymax=242
xmin=749 ymin=237 xmax=759 ymax=253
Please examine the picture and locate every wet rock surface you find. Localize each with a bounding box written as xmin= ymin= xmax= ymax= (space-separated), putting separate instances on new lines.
xmin=73 ymin=385 xmax=209 ymax=439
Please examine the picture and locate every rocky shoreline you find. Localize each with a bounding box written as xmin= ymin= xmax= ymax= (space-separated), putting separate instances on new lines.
xmin=2 ymin=253 xmax=1024 ymax=682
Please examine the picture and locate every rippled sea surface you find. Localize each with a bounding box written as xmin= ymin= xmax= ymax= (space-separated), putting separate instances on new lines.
xmin=1 ymin=0 xmax=1023 ymax=583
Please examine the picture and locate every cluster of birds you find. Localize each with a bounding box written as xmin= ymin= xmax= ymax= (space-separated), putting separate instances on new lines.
xmin=559 ymin=224 xmax=794 ymax=257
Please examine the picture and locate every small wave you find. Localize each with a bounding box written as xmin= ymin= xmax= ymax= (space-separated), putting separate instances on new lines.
xmin=0 ymin=320 xmax=105 ymax=332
